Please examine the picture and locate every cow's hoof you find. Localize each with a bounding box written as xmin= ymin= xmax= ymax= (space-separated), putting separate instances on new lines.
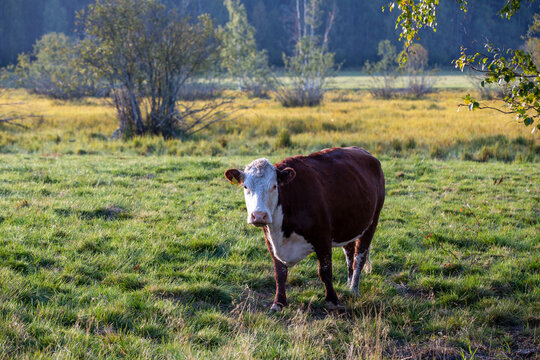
xmin=270 ymin=303 xmax=283 ymax=312
xmin=325 ymin=301 xmax=345 ymax=311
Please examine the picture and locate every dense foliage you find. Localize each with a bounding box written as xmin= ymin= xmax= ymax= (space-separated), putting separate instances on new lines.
xmin=221 ymin=0 xmax=272 ymax=97
xmin=78 ymin=0 xmax=222 ymax=138
xmin=0 ymin=0 xmax=535 ymax=68
xmin=6 ymin=33 xmax=105 ymax=99
xmin=387 ymin=0 xmax=540 ymax=130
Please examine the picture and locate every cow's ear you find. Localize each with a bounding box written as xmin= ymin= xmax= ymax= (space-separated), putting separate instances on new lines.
xmin=225 ymin=169 xmax=244 ymax=185
xmin=277 ymin=167 xmax=296 ymax=186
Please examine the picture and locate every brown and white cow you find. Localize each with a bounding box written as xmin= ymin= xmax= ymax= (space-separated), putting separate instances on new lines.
xmin=225 ymin=147 xmax=385 ymax=311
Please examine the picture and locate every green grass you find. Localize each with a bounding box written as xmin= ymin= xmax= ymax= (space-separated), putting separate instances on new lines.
xmin=329 ymin=71 xmax=476 ymax=90
xmin=0 ymin=154 xmax=537 ymax=359
xmin=213 ymin=71 xmax=476 ymax=90
xmin=1 ymin=89 xmax=538 ymax=162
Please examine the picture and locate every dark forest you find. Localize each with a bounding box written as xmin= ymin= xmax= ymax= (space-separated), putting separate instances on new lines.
xmin=0 ymin=0 xmax=537 ymax=68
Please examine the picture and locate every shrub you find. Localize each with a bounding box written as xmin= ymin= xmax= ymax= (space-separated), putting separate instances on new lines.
xmin=275 ymin=0 xmax=338 ymax=107
xmin=221 ymin=0 xmax=273 ymax=98
xmin=364 ymin=40 xmax=399 ymax=99
xmin=405 ymin=44 xmax=436 ymax=97
xmin=79 ymin=0 xmax=227 ymax=139
xmin=10 ymin=33 xmax=106 ymax=99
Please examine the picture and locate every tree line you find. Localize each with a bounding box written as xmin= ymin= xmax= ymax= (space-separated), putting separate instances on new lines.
xmin=0 ymin=0 xmax=339 ymax=137
xmin=0 ymin=0 xmax=536 ymax=68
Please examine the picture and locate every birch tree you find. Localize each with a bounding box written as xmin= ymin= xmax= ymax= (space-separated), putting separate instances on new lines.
xmin=221 ymin=0 xmax=271 ymax=97
xmin=277 ymin=0 xmax=338 ymax=107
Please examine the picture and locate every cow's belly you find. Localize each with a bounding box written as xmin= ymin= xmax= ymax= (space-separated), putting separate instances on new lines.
xmin=267 ymin=231 xmax=314 ymax=267
xmin=331 ymin=219 xmax=374 ymax=247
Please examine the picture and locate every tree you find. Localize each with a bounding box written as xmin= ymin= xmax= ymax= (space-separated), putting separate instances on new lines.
xmin=0 ymin=1 xmax=534 ymax=70
xmin=386 ymin=0 xmax=540 ymax=131
xmin=276 ymin=0 xmax=338 ymax=107
xmin=78 ymin=0 xmax=224 ymax=138
xmin=9 ymin=33 xmax=105 ymax=99
xmin=221 ymin=0 xmax=272 ymax=97
xmin=405 ymin=43 xmax=435 ymax=97
xmin=363 ymin=40 xmax=399 ymax=98
xmin=525 ymin=13 xmax=540 ymax=67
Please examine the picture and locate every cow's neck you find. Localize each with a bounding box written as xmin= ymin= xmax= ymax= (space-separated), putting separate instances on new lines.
xmin=266 ymin=205 xmax=285 ymax=239
xmin=264 ymin=204 xmax=314 ymax=267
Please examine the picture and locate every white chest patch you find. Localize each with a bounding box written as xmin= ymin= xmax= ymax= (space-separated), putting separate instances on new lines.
xmin=266 ymin=206 xmax=314 ymax=267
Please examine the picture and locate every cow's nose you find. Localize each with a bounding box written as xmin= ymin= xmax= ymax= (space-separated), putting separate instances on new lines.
xmin=250 ymin=211 xmax=269 ymax=225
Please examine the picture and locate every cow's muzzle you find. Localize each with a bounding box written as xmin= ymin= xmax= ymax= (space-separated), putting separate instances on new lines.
xmin=249 ymin=211 xmax=270 ymax=227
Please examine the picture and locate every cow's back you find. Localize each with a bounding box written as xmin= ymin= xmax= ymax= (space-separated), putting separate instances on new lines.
xmin=276 ymin=147 xmax=384 ymax=244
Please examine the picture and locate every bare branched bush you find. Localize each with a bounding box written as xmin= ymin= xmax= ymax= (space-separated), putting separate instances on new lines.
xmin=178 ymin=78 xmax=225 ymax=101
xmin=79 ymin=0 xmax=227 ymax=139
xmin=405 ymin=44 xmax=437 ymax=97
xmin=407 ymin=72 xmax=436 ymax=97
xmin=364 ymin=40 xmax=399 ymax=99
xmin=242 ymin=76 xmax=274 ymax=99
xmin=274 ymin=80 xmax=324 ymax=107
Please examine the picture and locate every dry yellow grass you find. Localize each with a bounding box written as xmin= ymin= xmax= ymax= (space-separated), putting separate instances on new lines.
xmin=236 ymin=91 xmax=531 ymax=146
xmin=0 ymin=89 xmax=537 ymax=160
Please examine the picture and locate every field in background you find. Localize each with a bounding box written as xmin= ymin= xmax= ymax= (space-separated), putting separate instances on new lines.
xmin=0 ymin=85 xmax=538 ymax=162
xmin=329 ymin=71 xmax=477 ymax=90
xmin=0 ymin=155 xmax=538 ymax=359
xmin=0 ymin=74 xmax=538 ymax=358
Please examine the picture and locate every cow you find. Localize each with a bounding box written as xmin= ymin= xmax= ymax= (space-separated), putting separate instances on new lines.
xmin=225 ymin=147 xmax=385 ymax=311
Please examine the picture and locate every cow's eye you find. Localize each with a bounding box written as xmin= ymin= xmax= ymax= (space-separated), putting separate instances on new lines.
xmin=272 ymin=185 xmax=277 ymax=191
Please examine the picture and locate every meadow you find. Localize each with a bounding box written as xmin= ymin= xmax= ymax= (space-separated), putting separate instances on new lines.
xmin=0 ymin=78 xmax=539 ymax=359
xmin=0 ymin=86 xmax=538 ymax=162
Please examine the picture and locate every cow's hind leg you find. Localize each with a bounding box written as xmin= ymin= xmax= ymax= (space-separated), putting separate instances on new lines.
xmin=350 ymin=219 xmax=378 ymax=296
xmin=316 ymin=248 xmax=343 ymax=310
xmin=343 ymin=242 xmax=356 ymax=287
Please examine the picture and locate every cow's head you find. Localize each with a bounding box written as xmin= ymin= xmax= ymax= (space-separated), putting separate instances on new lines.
xmin=225 ymin=158 xmax=296 ymax=227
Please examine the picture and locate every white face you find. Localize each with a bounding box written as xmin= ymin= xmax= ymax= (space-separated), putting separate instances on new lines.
xmin=242 ymin=159 xmax=279 ymax=226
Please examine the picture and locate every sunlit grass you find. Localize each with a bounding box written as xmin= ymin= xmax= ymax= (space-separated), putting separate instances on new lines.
xmin=329 ymin=71 xmax=476 ymax=90
xmin=0 ymin=155 xmax=537 ymax=358
xmin=1 ymin=87 xmax=537 ymax=161
xmin=0 ymin=77 xmax=538 ymax=357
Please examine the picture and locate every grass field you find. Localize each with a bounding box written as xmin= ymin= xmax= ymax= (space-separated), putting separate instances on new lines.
xmin=0 ymin=88 xmax=538 ymax=162
xmin=328 ymin=72 xmax=477 ymax=90
xmin=0 ymin=155 xmax=538 ymax=359
xmin=0 ymin=79 xmax=539 ymax=359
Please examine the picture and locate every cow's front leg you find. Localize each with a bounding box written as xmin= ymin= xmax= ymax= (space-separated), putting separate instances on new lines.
xmin=270 ymin=255 xmax=288 ymax=311
xmin=316 ymin=249 xmax=342 ymax=310
xmin=264 ymin=233 xmax=288 ymax=311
